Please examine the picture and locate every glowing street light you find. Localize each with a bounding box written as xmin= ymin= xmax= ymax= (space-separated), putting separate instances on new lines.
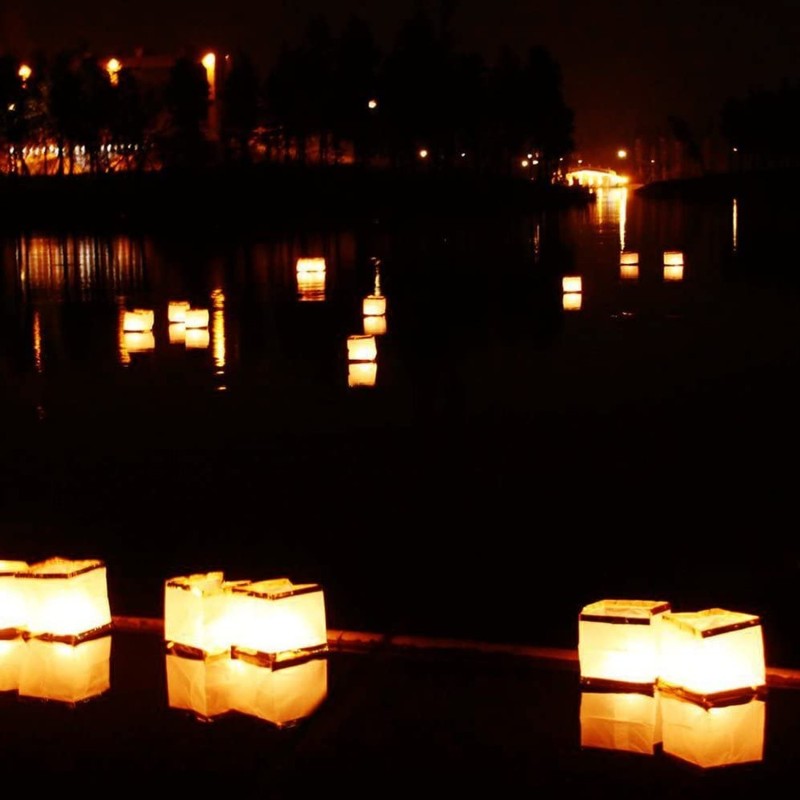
xmin=418 ymin=149 xmax=429 ymax=159
xmin=617 ymin=149 xmax=628 ymax=160
xmin=367 ymin=98 xmax=378 ymax=110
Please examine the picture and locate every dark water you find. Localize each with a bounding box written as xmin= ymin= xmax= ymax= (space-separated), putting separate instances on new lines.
xmin=2 ymin=187 xmax=799 ymax=666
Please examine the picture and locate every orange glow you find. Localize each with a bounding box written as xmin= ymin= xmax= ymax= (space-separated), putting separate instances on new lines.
xmin=202 ymin=52 xmax=216 ymax=101
xmin=620 ymin=264 xmax=639 ymax=281
xmin=106 ymin=58 xmax=122 ymax=86
xmin=617 ymin=149 xmax=627 ymax=159
xmin=347 ymin=334 xmax=377 ymax=362
xmin=211 ymin=288 xmax=226 ymax=372
xmin=663 ymin=251 xmax=684 ymax=266
xmin=168 ymin=300 xmax=190 ymax=324
xmin=419 ymin=149 xmax=428 ymax=159
xmin=566 ymin=168 xmax=628 ymax=188
xmin=296 ymin=257 xmax=326 ymax=273
xmin=123 ymin=308 xmax=154 ymax=332
xmin=663 ymin=265 xmax=684 ymax=282
xmin=562 ymin=292 xmax=582 ymax=311
xmin=348 ymin=361 xmax=377 ymax=387
xmin=184 ymin=308 xmax=210 ymax=329
xmin=18 ymin=64 xmax=31 ymax=84
xmin=580 ymin=690 xmax=661 ymax=755
xmin=363 ymin=314 xmax=387 ymax=336
xmin=562 ymin=275 xmax=582 ymax=293
xmin=368 ymin=99 xmax=378 ymax=110
xmin=362 ymin=295 xmax=387 ymax=316
xmin=0 ymin=561 xmax=29 ymax=635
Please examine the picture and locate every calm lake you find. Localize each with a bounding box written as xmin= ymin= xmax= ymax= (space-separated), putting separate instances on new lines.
xmin=2 ymin=185 xmax=799 ymax=666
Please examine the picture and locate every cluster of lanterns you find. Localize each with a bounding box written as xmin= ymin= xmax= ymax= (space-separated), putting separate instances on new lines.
xmin=347 ymin=257 xmax=387 ymax=388
xmin=578 ymin=599 xmax=767 ymax=767
xmin=121 ymin=300 xmax=211 ymax=353
xmin=618 ymin=250 xmax=685 ymax=282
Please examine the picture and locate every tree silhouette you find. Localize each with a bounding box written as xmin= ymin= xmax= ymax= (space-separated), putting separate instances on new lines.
xmin=220 ymin=50 xmax=260 ymax=165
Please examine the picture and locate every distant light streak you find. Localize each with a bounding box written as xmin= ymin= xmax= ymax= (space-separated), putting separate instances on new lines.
xmin=32 ymin=311 xmax=43 ymax=373
xmin=732 ymin=198 xmax=738 ymax=253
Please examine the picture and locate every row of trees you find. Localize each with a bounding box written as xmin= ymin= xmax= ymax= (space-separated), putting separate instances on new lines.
xmin=0 ymin=10 xmax=576 ymax=179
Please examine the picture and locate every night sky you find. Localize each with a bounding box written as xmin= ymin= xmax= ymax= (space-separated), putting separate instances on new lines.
xmin=3 ymin=0 xmax=799 ymax=163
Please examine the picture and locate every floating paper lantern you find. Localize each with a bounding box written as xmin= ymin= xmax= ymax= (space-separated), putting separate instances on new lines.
xmin=123 ymin=309 xmax=154 ymax=332
xmin=0 ymin=560 xmax=29 ymax=636
xmin=660 ymin=691 xmax=765 ymax=768
xmin=296 ymin=271 xmax=326 ymax=302
xmin=663 ymin=265 xmax=684 ymax=282
xmin=580 ymin=687 xmax=661 ymax=755
xmin=230 ymin=653 xmax=328 ymax=728
xmin=562 ymin=275 xmax=582 ymax=293
xmin=363 ymin=295 xmax=387 ymax=317
xmin=229 ymin=578 xmax=328 ymax=667
xmin=18 ymin=636 xmax=111 ymax=705
xmin=0 ymin=637 xmax=25 ymax=692
xmin=165 ymin=648 xmax=235 ymax=721
xmin=620 ymin=251 xmax=639 ymax=265
xmin=579 ymin=599 xmax=671 ymax=688
xmin=184 ymin=308 xmax=210 ymax=329
xmin=296 ymin=257 xmax=326 ymax=273
xmin=164 ymin=571 xmax=248 ymax=658
xmin=663 ymin=251 xmax=684 ymax=266
xmin=185 ymin=329 xmax=210 ymax=350
xmin=347 ymin=334 xmax=377 ymax=362
xmin=363 ymin=314 xmax=387 ymax=336
xmin=19 ymin=558 xmax=112 ymax=644
xmin=168 ymin=301 xmax=190 ymax=324
xmin=657 ymin=608 xmax=766 ymax=705
xmin=168 ymin=324 xmax=186 ymax=345
xmin=348 ymin=361 xmax=377 ymax=388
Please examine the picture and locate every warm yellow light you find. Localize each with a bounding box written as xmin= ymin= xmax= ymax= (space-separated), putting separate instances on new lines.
xmin=580 ymin=689 xmax=661 ymax=755
xmin=620 ymin=264 xmax=640 ymax=281
xmin=296 ymin=257 xmax=326 ymax=273
xmin=663 ymin=250 xmax=684 ymax=266
xmin=184 ymin=308 xmax=210 ymax=329
xmin=579 ymin=599 xmax=671 ymax=688
xmin=0 ymin=561 xmax=29 ymax=635
xmin=20 ymin=558 xmax=113 ymax=644
xmin=663 ymin=265 xmax=684 ymax=282
xmin=562 ymin=292 xmax=582 ymax=311
xmin=562 ymin=275 xmax=582 ymax=293
xmin=18 ymin=636 xmax=112 ymax=705
xmin=168 ymin=300 xmax=190 ymax=324
xmin=362 ymin=295 xmax=387 ymax=316
xmin=657 ymin=608 xmax=766 ymax=704
xmin=521 ymin=159 xmax=529 ymax=168
xmin=363 ymin=314 xmax=387 ymax=336
xmin=368 ymin=99 xmax=378 ymax=110
xmin=620 ymin=251 xmax=639 ymax=265
xmin=168 ymin=325 xmax=186 ymax=345
xmin=229 ymin=578 xmax=328 ymax=666
xmin=166 ymin=649 xmax=236 ymax=720
xmin=347 ymin=334 xmax=377 ymax=362
xmin=201 ymin=52 xmax=216 ymax=70
xmin=660 ymin=692 xmax=765 ymax=768
xmin=123 ymin=331 xmax=155 ymax=352
xmin=617 ymin=149 xmax=627 ymax=159
xmin=185 ymin=329 xmax=210 ymax=349
xmin=419 ymin=149 xmax=428 ymax=159
xmin=123 ymin=308 xmax=154 ymax=332
xmin=348 ymin=360 xmax=377 ymax=387
xmin=106 ymin=58 xmax=121 ymax=85
xmin=18 ymin=64 xmax=31 ymax=83
xmin=0 ymin=637 xmax=25 ymax=692
xmin=202 ymin=53 xmax=216 ymax=101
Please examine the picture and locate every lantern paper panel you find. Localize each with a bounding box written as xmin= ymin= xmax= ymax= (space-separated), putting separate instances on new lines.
xmin=18 ymin=636 xmax=111 ymax=705
xmin=663 ymin=265 xmax=684 ymax=282
xmin=229 ymin=653 xmax=328 ymax=728
xmin=363 ymin=314 xmax=387 ymax=336
xmin=663 ymin=251 xmax=684 ymax=266
xmin=165 ymin=650 xmax=235 ymax=721
xmin=660 ymin=692 xmax=765 ymax=769
xmin=164 ymin=571 xmax=248 ymax=658
xmin=0 ymin=637 xmax=25 ymax=692
xmin=169 ymin=325 xmax=186 ymax=345
xmin=185 ymin=329 xmax=210 ymax=349
xmin=348 ymin=361 xmax=377 ymax=388
xmin=168 ymin=301 xmax=190 ymax=324
xmin=562 ymin=292 xmax=582 ymax=311
xmin=580 ymin=688 xmax=662 ymax=755
xmin=657 ymin=608 xmax=766 ymax=704
xmin=620 ymin=264 xmax=639 ymax=281
xmin=184 ymin=309 xmax=210 ymax=329
xmin=20 ymin=558 xmax=112 ymax=644
xmin=0 ymin=560 xmax=29 ymax=635
xmin=562 ymin=276 xmax=582 ymax=293
xmin=620 ymin=251 xmax=640 ymax=265
xmin=230 ymin=579 xmax=328 ymax=666
xmin=363 ymin=295 xmax=387 ymax=317
xmin=579 ymin=599 xmax=671 ymax=687
xmin=123 ymin=331 xmax=155 ymax=352
xmin=347 ymin=334 xmax=377 ymax=362
xmin=296 ymin=257 xmax=326 ymax=273
xmin=123 ymin=309 xmax=154 ymax=332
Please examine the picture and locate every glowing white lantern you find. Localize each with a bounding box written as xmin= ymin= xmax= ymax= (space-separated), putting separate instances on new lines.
xmin=663 ymin=251 xmax=684 ymax=266
xmin=164 ymin=571 xmax=247 ymax=658
xmin=185 ymin=329 xmax=210 ymax=349
xmin=657 ymin=608 xmax=766 ymax=704
xmin=579 ymin=599 xmax=671 ymax=687
xmin=20 ymin=558 xmax=112 ymax=644
xmin=123 ymin=331 xmax=155 ymax=352
xmin=562 ymin=275 xmax=582 ymax=293
xmin=660 ymin=691 xmax=765 ymax=768
xmin=165 ymin=649 xmax=235 ymax=721
xmin=18 ymin=636 xmax=111 ymax=705
xmin=168 ymin=301 xmax=190 ymax=324
xmin=0 ymin=560 xmax=29 ymax=636
xmin=363 ymin=314 xmax=387 ymax=336
xmin=0 ymin=637 xmax=25 ymax=692
xmin=663 ymin=265 xmax=684 ymax=282
xmin=620 ymin=264 xmax=639 ymax=281
xmin=580 ymin=688 xmax=661 ymax=755
xmin=296 ymin=271 xmax=326 ymax=302
xmin=123 ymin=309 xmax=154 ymax=332
xmin=184 ymin=309 xmax=209 ymax=329
xmin=348 ymin=361 xmax=377 ymax=388
xmin=230 ymin=653 xmax=328 ymax=728
xmin=229 ymin=578 xmax=328 ymax=667
xmin=363 ymin=295 xmax=387 ymax=317
xmin=620 ymin=251 xmax=639 ymax=265
xmin=296 ymin=257 xmax=326 ymax=273
xmin=347 ymin=334 xmax=377 ymax=362
xmin=562 ymin=292 xmax=582 ymax=311
xmin=169 ymin=324 xmax=186 ymax=345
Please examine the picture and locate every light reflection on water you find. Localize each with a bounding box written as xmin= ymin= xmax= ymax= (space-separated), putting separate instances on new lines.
xmin=2 ymin=192 xmax=800 ymax=662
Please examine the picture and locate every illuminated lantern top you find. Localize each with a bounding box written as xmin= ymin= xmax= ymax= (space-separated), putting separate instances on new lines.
xmin=168 ymin=301 xmax=190 ymax=324
xmin=663 ymin=251 xmax=684 ymax=266
xmin=579 ymin=599 xmax=671 ymax=688
xmin=123 ymin=308 xmax=154 ymax=332
xmin=296 ymin=257 xmax=326 ymax=273
xmin=562 ymin=275 xmax=582 ymax=293
xmin=230 ymin=578 xmax=328 ymax=667
xmin=362 ymin=295 xmax=387 ymax=317
xmin=620 ymin=251 xmax=639 ymax=265
xmin=347 ymin=334 xmax=377 ymax=362
xmin=657 ymin=608 xmax=766 ymax=705
xmin=19 ymin=558 xmax=112 ymax=644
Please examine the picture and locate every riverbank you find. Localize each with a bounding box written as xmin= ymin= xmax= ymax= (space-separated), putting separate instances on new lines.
xmin=0 ymin=164 xmax=592 ymax=233
xmin=636 ymin=167 xmax=800 ymax=201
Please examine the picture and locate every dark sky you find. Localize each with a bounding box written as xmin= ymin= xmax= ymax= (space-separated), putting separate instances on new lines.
xmin=3 ymin=0 xmax=799 ymax=163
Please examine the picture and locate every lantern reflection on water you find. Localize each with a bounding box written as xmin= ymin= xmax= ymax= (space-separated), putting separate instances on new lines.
xmin=185 ymin=328 xmax=210 ymax=349
xmin=18 ymin=636 xmax=112 ymax=705
xmin=296 ymin=257 xmax=327 ymax=302
xmin=123 ymin=331 xmax=155 ymax=352
xmin=18 ymin=558 xmax=112 ymax=644
xmin=0 ymin=561 xmax=29 ymax=636
xmin=363 ymin=314 xmax=387 ymax=336
xmin=168 ymin=301 xmax=190 ymax=324
xmin=620 ymin=251 xmax=639 ymax=281
xmin=578 ymin=599 xmax=671 ymax=688
xmin=580 ymin=687 xmax=661 ymax=755
xmin=657 ymin=608 xmax=766 ymax=705
xmin=348 ymin=360 xmax=378 ymax=388
xmin=663 ymin=251 xmax=684 ymax=281
xmin=0 ymin=637 xmax=25 ymax=692
xmin=660 ymin=691 xmax=765 ymax=768
xmin=165 ymin=649 xmax=234 ymax=721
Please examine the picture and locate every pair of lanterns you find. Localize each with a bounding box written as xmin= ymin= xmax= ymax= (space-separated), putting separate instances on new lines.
xmin=578 ymin=599 xmax=766 ymax=704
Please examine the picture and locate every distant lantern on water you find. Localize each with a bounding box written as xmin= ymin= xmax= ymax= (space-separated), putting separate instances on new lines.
xmin=348 ymin=360 xmax=377 ymax=388
xmin=123 ymin=308 xmax=154 ymax=332
xmin=562 ymin=275 xmax=582 ymax=293
xmin=18 ymin=558 xmax=113 ymax=644
xmin=347 ymin=334 xmax=377 ymax=362
xmin=363 ymin=314 xmax=387 ymax=337
xmin=362 ymin=295 xmax=387 ymax=317
xmin=296 ymin=257 xmax=326 ymax=274
xmin=168 ymin=301 xmax=190 ymax=324
xmin=657 ymin=608 xmax=766 ymax=705
xmin=578 ymin=599 xmax=671 ymax=688
xmin=663 ymin=251 xmax=684 ymax=266
xmin=184 ymin=308 xmax=209 ymax=329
